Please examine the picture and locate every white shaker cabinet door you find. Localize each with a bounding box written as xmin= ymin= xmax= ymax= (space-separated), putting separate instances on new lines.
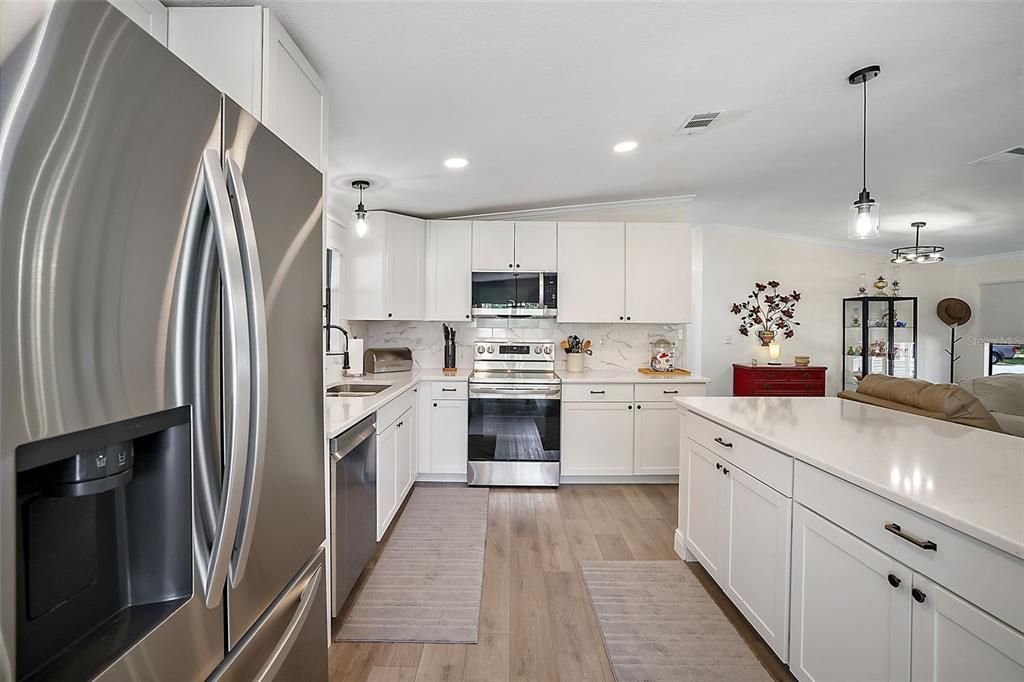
xmin=376 ymin=423 xmax=398 ymax=540
xmin=167 ymin=7 xmax=263 ymax=116
xmin=633 ymin=402 xmax=679 ymax=475
xmin=428 ymin=399 xmax=468 ymax=475
xmin=425 ymin=221 xmax=472 ymax=321
xmin=472 ymin=221 xmax=515 ymax=271
xmin=111 ymin=0 xmax=169 ymax=45
xmin=557 ymin=222 xmax=626 ymax=323
xmin=261 ymin=10 xmax=326 ymax=170
xmin=684 ymin=442 xmax=727 ymax=584
xmin=789 ymin=504 xmax=911 ymax=682
xmin=910 ymin=574 xmax=1024 ymax=682
xmin=561 ymin=402 xmax=634 ymax=475
xmin=513 ymin=221 xmax=557 ymax=271
xmin=395 ymin=408 xmax=416 ymax=503
xmin=344 ymin=212 xmax=387 ymax=320
xmin=723 ymin=465 xmax=792 ymax=662
xmin=624 ymin=222 xmax=692 ymax=323
xmin=384 ymin=214 xmax=426 ymax=320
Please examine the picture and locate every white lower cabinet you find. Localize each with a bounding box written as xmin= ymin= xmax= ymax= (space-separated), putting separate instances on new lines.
xmin=910 ymin=575 xmax=1024 ymax=682
xmin=376 ymin=403 xmax=416 ymax=540
xmin=633 ymin=402 xmax=679 ymax=474
xmin=561 ymin=402 xmax=635 ymax=476
xmin=724 ymin=464 xmax=792 ymax=660
xmin=426 ymin=398 xmax=468 ymax=475
xmin=684 ymin=440 xmax=792 ymax=661
xmin=790 ymin=503 xmax=911 ymax=682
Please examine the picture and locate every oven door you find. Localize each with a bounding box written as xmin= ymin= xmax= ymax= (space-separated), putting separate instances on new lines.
xmin=467 ymin=384 xmax=561 ymax=486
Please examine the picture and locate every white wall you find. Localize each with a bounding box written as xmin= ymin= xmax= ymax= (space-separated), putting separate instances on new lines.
xmin=952 ymin=254 xmax=1024 ymax=380
xmin=698 ymin=226 xmax=962 ymax=396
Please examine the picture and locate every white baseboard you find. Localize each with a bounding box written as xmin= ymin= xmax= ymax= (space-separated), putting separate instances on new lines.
xmin=415 ymin=473 xmax=467 ymax=483
xmin=674 ymin=528 xmax=697 ymax=562
xmin=560 ymin=475 xmax=679 ymax=484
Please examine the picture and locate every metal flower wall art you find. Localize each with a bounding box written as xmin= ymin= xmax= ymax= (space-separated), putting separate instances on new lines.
xmin=730 ymin=281 xmax=802 ymax=346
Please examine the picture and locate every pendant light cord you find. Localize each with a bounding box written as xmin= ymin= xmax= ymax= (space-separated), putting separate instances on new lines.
xmin=862 ymin=80 xmax=868 ymax=190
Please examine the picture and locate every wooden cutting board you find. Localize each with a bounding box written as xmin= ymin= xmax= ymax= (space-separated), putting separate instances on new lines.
xmin=637 ymin=367 xmax=692 ymax=377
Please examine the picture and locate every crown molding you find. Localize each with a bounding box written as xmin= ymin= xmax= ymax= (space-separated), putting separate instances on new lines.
xmin=950 ymin=250 xmax=1024 ymax=265
xmin=446 ymin=194 xmax=696 ymax=221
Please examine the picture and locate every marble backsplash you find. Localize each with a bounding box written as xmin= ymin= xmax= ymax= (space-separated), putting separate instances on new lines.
xmin=359 ymin=319 xmax=689 ymax=372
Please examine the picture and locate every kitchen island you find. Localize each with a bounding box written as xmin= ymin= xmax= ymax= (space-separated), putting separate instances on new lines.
xmin=675 ymin=396 xmax=1024 ymax=681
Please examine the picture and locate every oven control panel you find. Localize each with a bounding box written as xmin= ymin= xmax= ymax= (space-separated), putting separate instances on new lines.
xmin=475 ymin=341 xmax=554 ymax=362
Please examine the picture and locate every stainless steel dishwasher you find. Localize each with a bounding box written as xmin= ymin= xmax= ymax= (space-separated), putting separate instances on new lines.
xmin=329 ymin=415 xmax=377 ymax=617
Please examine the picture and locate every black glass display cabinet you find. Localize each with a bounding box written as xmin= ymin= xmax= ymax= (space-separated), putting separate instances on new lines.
xmin=842 ymin=296 xmax=918 ymax=390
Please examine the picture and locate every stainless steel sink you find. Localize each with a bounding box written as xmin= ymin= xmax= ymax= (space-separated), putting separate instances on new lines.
xmin=326 ymin=383 xmax=391 ymax=398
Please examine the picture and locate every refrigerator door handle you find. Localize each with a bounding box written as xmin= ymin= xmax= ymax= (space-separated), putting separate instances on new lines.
xmin=254 ymin=564 xmax=323 ymax=682
xmin=199 ymin=148 xmax=252 ymax=608
xmin=225 ymin=155 xmax=269 ymax=588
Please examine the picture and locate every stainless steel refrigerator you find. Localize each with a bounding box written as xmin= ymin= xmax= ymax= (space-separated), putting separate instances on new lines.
xmin=1 ymin=2 xmax=327 ymax=680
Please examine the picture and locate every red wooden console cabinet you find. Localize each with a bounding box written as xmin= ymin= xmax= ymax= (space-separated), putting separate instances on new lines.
xmin=732 ymin=363 xmax=827 ymax=397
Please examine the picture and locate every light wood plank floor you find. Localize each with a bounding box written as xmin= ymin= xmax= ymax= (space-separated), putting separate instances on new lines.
xmin=330 ymin=484 xmax=793 ymax=682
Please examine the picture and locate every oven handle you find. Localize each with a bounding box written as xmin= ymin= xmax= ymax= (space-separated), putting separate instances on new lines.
xmin=470 ymin=385 xmax=561 ymax=400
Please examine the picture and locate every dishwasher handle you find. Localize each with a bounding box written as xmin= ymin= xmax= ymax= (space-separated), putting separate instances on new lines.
xmin=330 ymin=417 xmax=376 ymax=462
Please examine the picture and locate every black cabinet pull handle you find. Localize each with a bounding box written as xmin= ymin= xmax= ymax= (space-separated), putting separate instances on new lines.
xmin=388 ymin=313 xmax=393 ymax=318
xmin=722 ymin=467 xmax=730 ymax=475
xmin=715 ymin=462 xmax=723 ymax=470
xmin=465 ymin=314 xmax=470 ymax=319
xmin=887 ymin=573 xmax=901 ymax=588
xmin=590 ymin=390 xmax=605 ymax=394
xmin=884 ymin=523 xmax=937 ymax=551
xmin=508 ymin=263 xmax=513 ymax=269
xmin=663 ymin=390 xmax=679 ymax=394
xmin=626 ymin=316 xmax=631 ymax=321
xmin=433 ymin=402 xmax=438 ymax=407
xmin=912 ymin=588 xmax=926 ymax=604
xmin=442 ymin=387 xmax=456 ymax=392
xmin=516 ymin=263 xmax=520 ymax=268
xmin=714 ymin=437 xmax=733 ymax=448
xmin=619 ymin=316 xmax=624 ymax=320
xmin=636 ymin=404 xmax=641 ymax=409
xmin=627 ymin=405 xmax=633 ymax=410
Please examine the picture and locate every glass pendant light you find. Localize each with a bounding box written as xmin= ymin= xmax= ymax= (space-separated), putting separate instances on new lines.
xmin=352 ymin=180 xmax=370 ymax=238
xmin=848 ymin=66 xmax=881 ymax=240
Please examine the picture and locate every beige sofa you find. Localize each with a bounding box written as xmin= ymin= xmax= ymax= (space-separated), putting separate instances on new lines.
xmin=837 ymin=374 xmax=1004 ymax=433
xmin=958 ymin=375 xmax=1024 ymax=437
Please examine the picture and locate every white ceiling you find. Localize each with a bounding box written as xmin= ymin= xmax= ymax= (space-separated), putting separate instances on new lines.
xmin=180 ymin=1 xmax=1023 ymax=258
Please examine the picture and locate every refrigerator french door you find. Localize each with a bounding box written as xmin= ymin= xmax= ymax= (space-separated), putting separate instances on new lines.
xmin=1 ymin=2 xmax=326 ymax=680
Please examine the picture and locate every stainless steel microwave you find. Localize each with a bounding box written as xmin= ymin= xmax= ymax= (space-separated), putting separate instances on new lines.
xmin=471 ymin=272 xmax=557 ymax=318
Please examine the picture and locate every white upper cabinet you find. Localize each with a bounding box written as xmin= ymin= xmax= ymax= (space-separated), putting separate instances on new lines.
xmin=385 ymin=213 xmax=426 ymax=320
xmin=110 ymin=0 xmax=168 ymax=45
xmin=625 ymin=223 xmax=692 ymax=323
xmin=426 ymin=221 xmax=472 ymax=321
xmin=472 ymin=221 xmax=516 ymax=271
xmin=557 ymin=222 xmax=626 ymax=322
xmin=167 ymin=6 xmax=325 ymax=170
xmin=345 ymin=212 xmax=425 ymax=321
xmin=261 ymin=10 xmax=326 ymax=170
xmin=512 ymin=221 xmax=557 ymax=271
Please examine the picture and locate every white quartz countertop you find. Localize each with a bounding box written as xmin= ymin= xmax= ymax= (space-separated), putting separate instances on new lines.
xmin=558 ymin=368 xmax=710 ymax=384
xmin=676 ymin=396 xmax=1024 ymax=559
xmin=325 ymin=369 xmax=467 ymax=439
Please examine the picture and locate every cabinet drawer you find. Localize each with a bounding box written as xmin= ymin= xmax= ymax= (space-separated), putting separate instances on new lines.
xmin=430 ymin=382 xmax=467 ymax=400
xmin=794 ymin=461 xmax=1024 ymax=633
xmin=377 ymin=386 xmax=416 ymax=431
xmin=562 ymin=383 xmax=634 ymax=402
xmin=634 ymin=382 xmax=705 ymax=402
xmin=687 ymin=413 xmax=792 ymax=496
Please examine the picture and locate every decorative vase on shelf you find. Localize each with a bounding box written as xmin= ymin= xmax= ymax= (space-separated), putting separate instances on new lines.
xmin=566 ymin=353 xmax=585 ymax=373
xmin=757 ymin=330 xmax=776 ymax=347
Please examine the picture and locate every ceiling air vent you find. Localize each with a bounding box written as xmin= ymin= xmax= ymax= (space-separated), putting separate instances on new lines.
xmin=967 ymin=145 xmax=1024 ymax=166
xmin=673 ymin=111 xmax=724 ymax=136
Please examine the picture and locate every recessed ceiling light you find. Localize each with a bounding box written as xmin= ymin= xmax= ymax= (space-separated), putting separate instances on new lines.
xmin=613 ymin=140 xmax=638 ymax=153
xmin=444 ymin=157 xmax=469 ymax=169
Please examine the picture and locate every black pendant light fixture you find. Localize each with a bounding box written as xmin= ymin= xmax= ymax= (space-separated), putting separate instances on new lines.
xmin=891 ymin=222 xmax=944 ymax=264
xmin=352 ymin=180 xmax=370 ymax=238
xmin=848 ymin=65 xmax=881 ymax=240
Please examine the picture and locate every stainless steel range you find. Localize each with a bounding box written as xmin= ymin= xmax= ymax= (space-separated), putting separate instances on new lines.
xmin=467 ymin=341 xmax=561 ymax=486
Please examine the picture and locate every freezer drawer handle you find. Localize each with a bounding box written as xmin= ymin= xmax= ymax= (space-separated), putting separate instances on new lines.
xmin=884 ymin=523 xmax=937 ymax=551
xmin=226 ymin=155 xmax=269 ymax=589
xmin=254 ymin=564 xmax=324 ymax=682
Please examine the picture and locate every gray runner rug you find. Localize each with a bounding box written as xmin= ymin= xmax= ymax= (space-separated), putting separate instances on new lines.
xmin=581 ymin=561 xmax=772 ymax=682
xmin=336 ymin=486 xmax=489 ymax=643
